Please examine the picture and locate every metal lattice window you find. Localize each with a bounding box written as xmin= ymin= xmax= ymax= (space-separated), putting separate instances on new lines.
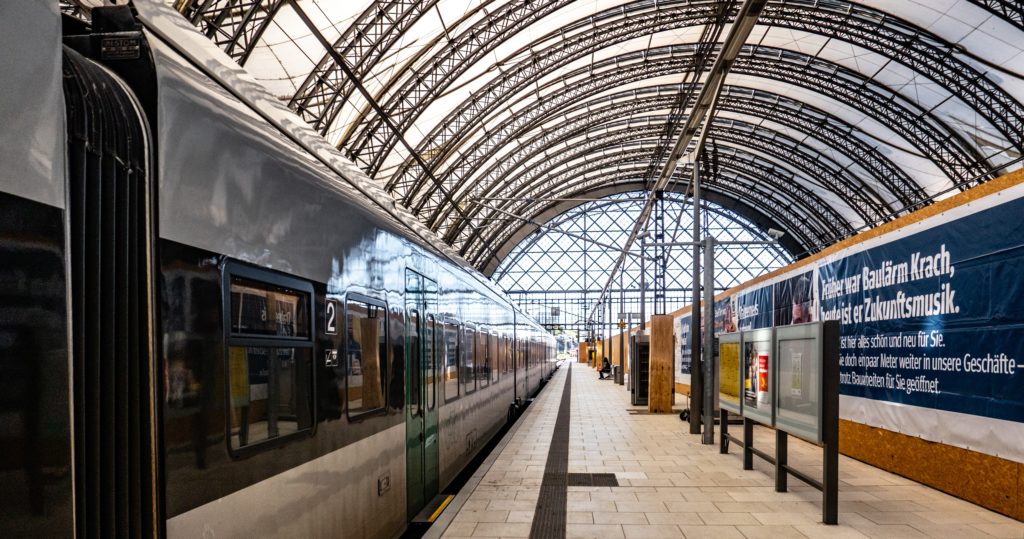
xmin=493 ymin=192 xmax=792 ymax=335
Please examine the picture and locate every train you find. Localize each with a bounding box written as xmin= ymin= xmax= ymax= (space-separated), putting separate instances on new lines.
xmin=0 ymin=1 xmax=557 ymax=537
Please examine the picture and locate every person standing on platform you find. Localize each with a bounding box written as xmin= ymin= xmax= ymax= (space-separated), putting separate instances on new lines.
xmin=599 ymin=357 xmax=612 ymax=379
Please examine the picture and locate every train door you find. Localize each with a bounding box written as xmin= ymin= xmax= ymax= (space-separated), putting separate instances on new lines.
xmin=62 ymin=44 xmax=161 ymax=536
xmin=404 ymin=270 xmax=439 ymax=519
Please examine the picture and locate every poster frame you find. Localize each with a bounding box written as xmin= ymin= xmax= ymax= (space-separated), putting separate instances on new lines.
xmin=773 ymin=322 xmax=824 ymax=444
xmin=717 ymin=331 xmax=742 ymax=414
xmin=741 ymin=327 xmax=775 ymax=425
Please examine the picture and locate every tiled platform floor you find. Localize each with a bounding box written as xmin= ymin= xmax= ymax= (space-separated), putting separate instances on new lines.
xmin=430 ymin=364 xmax=1024 ymax=539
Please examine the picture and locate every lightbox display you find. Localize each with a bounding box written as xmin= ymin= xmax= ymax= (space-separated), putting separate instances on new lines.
xmin=774 ymin=322 xmax=824 ymax=443
xmin=742 ymin=327 xmax=774 ymax=424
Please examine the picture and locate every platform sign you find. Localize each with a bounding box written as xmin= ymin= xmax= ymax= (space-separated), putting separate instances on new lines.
xmin=742 ymin=327 xmax=774 ymax=425
xmin=718 ymin=331 xmax=742 ymax=413
xmin=775 ymin=322 xmax=824 ymax=443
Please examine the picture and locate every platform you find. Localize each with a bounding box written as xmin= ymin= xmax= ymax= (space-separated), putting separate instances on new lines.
xmin=426 ymin=364 xmax=1024 ymax=539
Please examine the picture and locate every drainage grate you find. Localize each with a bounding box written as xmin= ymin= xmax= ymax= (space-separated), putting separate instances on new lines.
xmin=530 ymin=364 xmax=571 ymax=539
xmin=566 ymin=473 xmax=619 ymax=487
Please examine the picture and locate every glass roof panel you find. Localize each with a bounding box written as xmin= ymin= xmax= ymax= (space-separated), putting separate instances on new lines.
xmin=162 ymin=0 xmax=1024 ymax=273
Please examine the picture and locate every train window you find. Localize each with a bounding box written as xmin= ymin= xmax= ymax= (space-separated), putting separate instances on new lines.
xmin=346 ymin=296 xmax=388 ymax=419
xmin=502 ymin=337 xmax=511 ymax=375
xmin=463 ymin=327 xmax=476 ymax=394
xmin=224 ymin=266 xmax=314 ymax=457
xmin=229 ymin=276 xmax=310 ymax=339
xmin=409 ymin=310 xmax=420 ymax=416
xmin=389 ymin=307 xmax=405 ymax=411
xmin=443 ymin=321 xmax=459 ymax=402
xmin=427 ymin=315 xmax=436 ymax=410
xmin=478 ymin=330 xmax=489 ymax=388
xmin=490 ymin=333 xmax=499 ymax=383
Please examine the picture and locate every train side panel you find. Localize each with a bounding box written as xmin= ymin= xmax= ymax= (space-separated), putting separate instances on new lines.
xmin=0 ymin=2 xmax=74 ymax=535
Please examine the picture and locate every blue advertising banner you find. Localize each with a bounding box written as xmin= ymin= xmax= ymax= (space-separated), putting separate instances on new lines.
xmin=773 ymin=270 xmax=815 ymax=326
xmin=714 ymin=297 xmax=737 ymax=336
xmin=818 ymin=197 xmax=1024 ymax=424
xmin=736 ymin=286 xmax=773 ymax=330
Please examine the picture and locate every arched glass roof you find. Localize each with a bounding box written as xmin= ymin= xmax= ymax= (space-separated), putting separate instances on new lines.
xmin=494 ymin=192 xmax=792 ymax=332
xmin=126 ymin=0 xmax=1024 ymax=269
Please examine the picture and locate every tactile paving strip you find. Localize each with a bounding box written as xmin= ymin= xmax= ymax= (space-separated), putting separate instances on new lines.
xmin=529 ymin=364 xmax=572 ymax=539
xmin=566 ymin=473 xmax=619 ymax=487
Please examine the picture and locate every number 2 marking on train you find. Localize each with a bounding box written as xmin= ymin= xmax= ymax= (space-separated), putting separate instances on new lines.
xmin=326 ymin=299 xmax=338 ymax=335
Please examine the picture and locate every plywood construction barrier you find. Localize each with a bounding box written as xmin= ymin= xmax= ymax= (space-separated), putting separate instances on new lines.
xmin=649 ymin=315 xmax=674 ymax=413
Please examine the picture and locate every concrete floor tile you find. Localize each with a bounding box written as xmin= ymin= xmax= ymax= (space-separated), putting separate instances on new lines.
xmin=442 ymin=521 xmax=477 ymax=538
xmin=664 ymin=501 xmax=720 ymax=513
xmin=858 ymin=511 xmax=935 ymax=526
xmin=645 ymin=512 xmax=705 ymax=525
xmin=699 ymin=512 xmax=761 ymax=526
xmin=593 ymin=512 xmax=650 ymax=525
xmin=568 ymin=500 xmax=620 ymax=513
xmin=846 ymin=523 xmax=928 ymax=538
xmin=568 ymin=511 xmax=595 ymax=524
xmin=485 ymin=500 xmax=537 ymax=512
xmin=714 ymin=501 xmax=771 ymax=513
xmin=621 ymin=524 xmax=684 ymax=538
xmin=452 ymin=510 xmax=511 ymax=523
xmin=591 ymin=491 xmax=640 ymax=502
xmin=677 ymin=525 xmax=746 ymax=539
xmin=734 ymin=524 xmax=808 ymax=539
xmin=792 ymin=524 xmax=869 ymax=539
xmin=914 ymin=510 xmax=999 ymax=525
xmin=969 ymin=523 xmax=1024 ymax=538
xmin=504 ymin=510 xmax=534 ymax=523
xmin=616 ymin=500 xmax=666 ymax=513
xmin=751 ymin=512 xmax=820 ymax=526
xmin=469 ymin=522 xmax=531 ymax=537
xmin=566 ymin=523 xmax=626 ymax=539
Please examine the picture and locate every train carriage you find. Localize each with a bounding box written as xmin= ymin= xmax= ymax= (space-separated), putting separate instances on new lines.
xmin=0 ymin=2 xmax=557 ymax=537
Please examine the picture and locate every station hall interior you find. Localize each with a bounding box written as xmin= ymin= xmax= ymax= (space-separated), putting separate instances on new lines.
xmin=4 ymin=0 xmax=1024 ymax=537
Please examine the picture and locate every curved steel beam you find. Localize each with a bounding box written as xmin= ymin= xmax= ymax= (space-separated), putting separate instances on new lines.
xmin=428 ymin=91 xmax=891 ymax=239
xmin=967 ymin=0 xmax=1024 ymax=30
xmin=763 ymin=1 xmax=1024 ymax=157
xmin=470 ymin=165 xmax=826 ymax=270
xmin=338 ymin=0 xmax=586 ymax=170
xmin=489 ymin=193 xmax=794 ymax=281
xmin=395 ymin=16 xmax=991 ymax=208
xmin=178 ymin=0 xmax=284 ymax=65
xmin=404 ymin=43 xmax=979 ymax=222
xmin=287 ymin=1 xmax=440 ymax=135
xmin=411 ymin=55 xmax=921 ymax=222
xmin=459 ymin=146 xmax=848 ymax=262
xmin=358 ymin=0 xmax=1010 ymax=186
xmin=481 ymin=180 xmax=813 ymax=275
xmin=435 ymin=113 xmax=881 ymax=250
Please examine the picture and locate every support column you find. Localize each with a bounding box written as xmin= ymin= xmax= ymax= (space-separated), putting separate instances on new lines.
xmin=649 ymin=314 xmax=675 ymax=413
